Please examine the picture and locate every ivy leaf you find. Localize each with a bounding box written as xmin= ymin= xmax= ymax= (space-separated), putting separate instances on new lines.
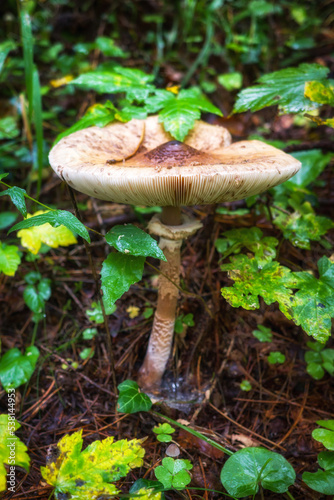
xmin=0 ymin=186 xmax=27 ymax=217
xmin=54 ymin=102 xmax=117 ymax=144
xmin=41 ymin=430 xmax=146 ymax=500
xmin=117 ymin=380 xmax=152 ymax=413
xmin=273 ymin=203 xmax=334 ymax=250
xmin=221 ymin=255 xmax=294 ymax=318
xmin=215 ymin=227 xmax=278 ymax=263
xmin=234 ymin=63 xmax=330 ymax=114
xmin=153 ymin=423 xmax=175 ymax=443
xmin=291 ymin=256 xmax=334 ymax=343
xmin=154 ymin=457 xmax=193 ymax=489
xmin=0 ymin=242 xmax=21 ymax=276
xmin=220 ymin=447 xmax=296 ymax=498
xmin=71 ymin=66 xmax=155 ymax=99
xmin=303 ymin=451 xmax=334 ymax=495
xmin=157 ymin=88 xmax=223 ymax=141
xmin=0 ymin=346 xmax=39 ymax=391
xmin=105 ymin=225 xmax=166 ymax=261
xmin=101 ymin=253 xmax=145 ymax=307
xmin=305 ymin=80 xmax=334 ymax=106
xmin=312 ymin=421 xmax=334 ymax=450
xmin=0 ymin=414 xmax=30 ymax=493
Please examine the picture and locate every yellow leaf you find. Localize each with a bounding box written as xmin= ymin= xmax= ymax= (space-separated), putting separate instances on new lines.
xmin=50 ymin=75 xmax=74 ymax=88
xmin=127 ymin=305 xmax=140 ymax=319
xmin=166 ymin=85 xmax=180 ymax=95
xmin=18 ymin=211 xmax=77 ymax=254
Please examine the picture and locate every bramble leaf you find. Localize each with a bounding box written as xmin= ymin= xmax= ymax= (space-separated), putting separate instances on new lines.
xmin=215 ymin=227 xmax=278 ymax=263
xmin=234 ymin=63 xmax=329 ymax=114
xmin=220 ymin=447 xmax=295 ymax=497
xmin=101 ymin=253 xmax=145 ymax=307
xmin=0 ymin=346 xmax=39 ymax=391
xmin=305 ymin=80 xmax=334 ymax=106
xmin=0 ymin=186 xmax=27 ymax=217
xmin=154 ymin=457 xmax=192 ymax=489
xmin=0 ymin=242 xmax=21 ymax=276
xmin=105 ymin=225 xmax=166 ymax=261
xmin=41 ymin=430 xmax=146 ymax=500
xmin=117 ymin=380 xmax=152 ymax=413
xmin=0 ymin=414 xmax=30 ymax=492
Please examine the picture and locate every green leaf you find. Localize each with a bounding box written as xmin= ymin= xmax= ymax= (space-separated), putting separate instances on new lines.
xmin=252 ymin=325 xmax=273 ymax=342
xmin=101 ymin=253 xmax=145 ymax=306
xmin=0 ymin=414 xmax=30 ymax=492
xmin=267 ymin=351 xmax=286 ymax=364
xmin=0 ymin=212 xmax=18 ymax=230
xmin=306 ymin=362 xmax=325 ymax=380
xmin=0 ymin=40 xmax=16 ymax=74
xmin=9 ymin=209 xmax=90 ymax=243
xmin=303 ymin=451 xmax=334 ymax=495
xmin=23 ymin=285 xmax=45 ymax=313
xmin=305 ymin=80 xmax=334 ymax=106
xmin=216 ymin=227 xmax=278 ymax=264
xmin=41 ymin=430 xmax=146 ymax=500
xmin=79 ymin=348 xmax=94 ymax=360
xmin=153 ymin=423 xmax=175 ymax=443
xmin=155 ymin=457 xmax=192 ymax=489
xmin=234 ymin=63 xmax=330 ymax=114
xmin=95 ymin=37 xmax=128 ymax=58
xmin=0 ymin=242 xmax=21 ymax=276
xmin=218 ymin=72 xmax=243 ymax=91
xmin=54 ymin=102 xmax=117 ymax=144
xmin=82 ymin=328 xmax=98 ymax=340
xmin=291 ymin=256 xmax=334 ymax=343
xmin=158 ymin=88 xmax=222 ymax=141
xmin=221 ymin=255 xmax=294 ymax=318
xmin=286 ymin=150 xmax=333 ymax=189
xmin=220 ymin=447 xmax=296 ymax=497
xmin=240 ymin=380 xmax=252 ymax=391
xmin=0 ymin=346 xmax=39 ymax=391
xmin=0 ymin=116 xmax=20 ymax=140
xmin=0 ymin=186 xmax=27 ymax=217
xmin=312 ymin=421 xmax=334 ymax=450
xmin=105 ymin=225 xmax=166 ymax=261
xmin=117 ymin=380 xmax=152 ymax=413
xmin=71 ymin=66 xmax=155 ymax=98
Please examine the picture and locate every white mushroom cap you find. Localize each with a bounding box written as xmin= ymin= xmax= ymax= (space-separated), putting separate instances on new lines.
xmin=49 ymin=115 xmax=301 ymax=206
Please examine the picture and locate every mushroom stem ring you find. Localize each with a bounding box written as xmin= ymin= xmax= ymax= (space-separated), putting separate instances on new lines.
xmin=137 ymin=208 xmax=202 ymax=390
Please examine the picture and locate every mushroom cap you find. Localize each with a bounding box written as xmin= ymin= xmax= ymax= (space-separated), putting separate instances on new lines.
xmin=49 ymin=115 xmax=301 ymax=206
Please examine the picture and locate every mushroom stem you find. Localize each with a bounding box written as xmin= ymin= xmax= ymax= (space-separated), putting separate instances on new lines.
xmin=138 ymin=209 xmax=203 ymax=391
xmin=138 ymin=235 xmax=182 ymax=390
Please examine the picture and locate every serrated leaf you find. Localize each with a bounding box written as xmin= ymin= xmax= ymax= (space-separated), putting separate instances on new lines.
xmin=158 ymin=88 xmax=222 ymax=141
xmin=41 ymin=430 xmax=146 ymax=500
xmin=303 ymin=451 xmax=334 ymax=495
xmin=0 ymin=414 xmax=30 ymax=492
xmin=154 ymin=457 xmax=192 ymax=489
xmin=215 ymin=227 xmax=278 ymax=263
xmin=101 ymin=253 xmax=145 ymax=306
xmin=130 ymin=487 xmax=162 ymax=500
xmin=71 ymin=66 xmax=155 ymax=97
xmin=0 ymin=186 xmax=27 ymax=217
xmin=0 ymin=346 xmax=39 ymax=391
xmin=11 ymin=210 xmax=87 ymax=254
xmin=305 ymin=80 xmax=334 ymax=106
xmin=117 ymin=380 xmax=152 ymax=413
xmin=220 ymin=447 xmax=296 ymax=498
xmin=55 ymin=102 xmax=117 ymax=144
xmin=0 ymin=242 xmax=21 ymax=276
xmin=105 ymin=225 xmax=166 ymax=260
xmin=291 ymin=256 xmax=334 ymax=342
xmin=234 ymin=63 xmax=330 ymax=114
xmin=221 ymin=255 xmax=294 ymax=318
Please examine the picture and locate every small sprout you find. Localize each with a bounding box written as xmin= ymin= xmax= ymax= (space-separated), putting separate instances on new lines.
xmin=127 ymin=305 xmax=140 ymax=319
xmin=174 ymin=313 xmax=195 ymax=334
xmin=153 ymin=423 xmax=175 ymax=443
xmin=305 ymin=341 xmax=334 ymax=380
xmin=252 ymin=325 xmax=273 ymax=342
xmin=79 ymin=348 xmax=94 ymax=360
xmin=267 ymin=351 xmax=286 ymax=365
xmin=82 ymin=328 xmax=98 ymax=340
xmin=240 ymin=380 xmax=252 ymax=392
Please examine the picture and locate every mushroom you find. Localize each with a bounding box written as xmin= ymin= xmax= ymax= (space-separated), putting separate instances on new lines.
xmin=49 ymin=115 xmax=301 ymax=391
